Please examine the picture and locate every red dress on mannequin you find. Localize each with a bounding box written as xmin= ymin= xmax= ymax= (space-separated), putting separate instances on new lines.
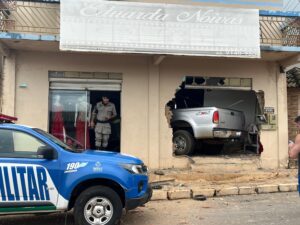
xmin=51 ymin=105 xmax=65 ymax=141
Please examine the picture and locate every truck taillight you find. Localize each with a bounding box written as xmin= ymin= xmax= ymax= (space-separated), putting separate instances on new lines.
xmin=213 ymin=111 xmax=219 ymax=124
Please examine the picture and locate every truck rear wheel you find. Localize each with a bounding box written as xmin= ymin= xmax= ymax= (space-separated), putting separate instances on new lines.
xmin=74 ymin=185 xmax=123 ymax=225
xmin=173 ymin=130 xmax=195 ymax=155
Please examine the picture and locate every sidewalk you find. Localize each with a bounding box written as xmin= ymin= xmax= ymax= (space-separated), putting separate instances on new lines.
xmin=149 ymin=167 xmax=298 ymax=201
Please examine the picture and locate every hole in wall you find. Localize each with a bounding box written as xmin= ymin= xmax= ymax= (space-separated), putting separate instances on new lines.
xmin=165 ymin=76 xmax=266 ymax=157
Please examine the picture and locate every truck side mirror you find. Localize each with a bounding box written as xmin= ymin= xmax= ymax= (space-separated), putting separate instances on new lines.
xmin=37 ymin=146 xmax=57 ymax=160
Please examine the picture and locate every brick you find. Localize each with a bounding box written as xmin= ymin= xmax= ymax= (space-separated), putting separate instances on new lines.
xmin=216 ymin=187 xmax=239 ymax=196
xmin=151 ymin=190 xmax=168 ymax=201
xmin=239 ymin=186 xmax=257 ymax=195
xmin=192 ymin=188 xmax=215 ymax=198
xmin=167 ymin=189 xmax=191 ymax=200
xmin=278 ymin=183 xmax=298 ymax=192
xmin=256 ymin=184 xmax=279 ymax=194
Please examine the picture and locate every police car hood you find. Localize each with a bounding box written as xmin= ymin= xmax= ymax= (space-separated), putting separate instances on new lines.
xmin=83 ymin=150 xmax=143 ymax=164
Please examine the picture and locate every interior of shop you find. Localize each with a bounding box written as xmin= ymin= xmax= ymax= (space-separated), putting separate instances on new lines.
xmin=49 ymin=90 xmax=121 ymax=152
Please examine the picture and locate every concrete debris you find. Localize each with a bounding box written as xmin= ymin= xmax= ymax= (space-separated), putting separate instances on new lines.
xmin=216 ymin=187 xmax=239 ymax=196
xmin=256 ymin=185 xmax=279 ymax=194
xmin=149 ymin=168 xmax=298 ymax=201
xmin=167 ymin=189 xmax=191 ymax=200
xmin=278 ymin=183 xmax=298 ymax=192
xmin=154 ymin=170 xmax=165 ymax=176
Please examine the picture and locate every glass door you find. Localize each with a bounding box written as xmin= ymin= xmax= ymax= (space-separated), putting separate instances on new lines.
xmin=49 ymin=90 xmax=91 ymax=150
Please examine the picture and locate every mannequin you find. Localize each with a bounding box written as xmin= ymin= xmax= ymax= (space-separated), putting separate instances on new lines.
xmin=51 ymin=94 xmax=66 ymax=142
xmin=74 ymin=95 xmax=91 ymax=149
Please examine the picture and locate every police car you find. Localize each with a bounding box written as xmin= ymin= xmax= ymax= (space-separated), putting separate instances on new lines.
xmin=0 ymin=114 xmax=152 ymax=225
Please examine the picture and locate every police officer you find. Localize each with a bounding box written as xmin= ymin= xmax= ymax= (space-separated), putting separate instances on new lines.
xmin=91 ymin=96 xmax=117 ymax=150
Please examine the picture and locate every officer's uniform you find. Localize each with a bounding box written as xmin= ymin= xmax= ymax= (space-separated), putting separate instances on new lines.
xmin=92 ymin=102 xmax=117 ymax=149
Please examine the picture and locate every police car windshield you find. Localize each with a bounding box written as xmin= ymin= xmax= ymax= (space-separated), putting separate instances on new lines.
xmin=33 ymin=129 xmax=82 ymax=153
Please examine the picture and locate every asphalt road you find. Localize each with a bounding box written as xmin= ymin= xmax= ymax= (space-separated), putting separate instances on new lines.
xmin=1 ymin=192 xmax=300 ymax=225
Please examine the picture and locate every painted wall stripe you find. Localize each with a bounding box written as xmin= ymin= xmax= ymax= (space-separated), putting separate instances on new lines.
xmin=261 ymin=45 xmax=300 ymax=52
xmin=260 ymin=10 xmax=300 ymax=16
xmin=0 ymin=206 xmax=56 ymax=213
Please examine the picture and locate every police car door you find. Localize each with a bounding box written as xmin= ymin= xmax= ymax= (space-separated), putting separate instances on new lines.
xmin=0 ymin=128 xmax=60 ymax=213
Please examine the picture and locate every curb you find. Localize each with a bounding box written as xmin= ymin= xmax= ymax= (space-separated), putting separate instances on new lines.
xmin=151 ymin=183 xmax=298 ymax=201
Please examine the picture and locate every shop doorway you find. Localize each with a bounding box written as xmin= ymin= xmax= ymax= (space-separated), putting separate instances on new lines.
xmin=49 ymin=76 xmax=122 ymax=152
xmin=90 ymin=91 xmax=121 ymax=151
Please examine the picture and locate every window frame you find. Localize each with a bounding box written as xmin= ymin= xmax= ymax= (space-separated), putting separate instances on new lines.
xmin=0 ymin=128 xmax=55 ymax=159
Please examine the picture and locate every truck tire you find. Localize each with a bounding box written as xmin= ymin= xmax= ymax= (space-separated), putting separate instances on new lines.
xmin=173 ymin=130 xmax=195 ymax=155
xmin=74 ymin=185 xmax=123 ymax=225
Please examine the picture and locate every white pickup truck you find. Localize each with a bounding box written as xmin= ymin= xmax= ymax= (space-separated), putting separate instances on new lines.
xmin=171 ymin=107 xmax=245 ymax=155
xmin=168 ymin=87 xmax=249 ymax=155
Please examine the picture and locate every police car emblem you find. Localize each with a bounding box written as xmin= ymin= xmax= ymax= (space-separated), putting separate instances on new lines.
xmin=93 ymin=162 xmax=102 ymax=172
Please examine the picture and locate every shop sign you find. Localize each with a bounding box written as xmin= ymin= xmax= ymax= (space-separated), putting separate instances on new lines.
xmin=60 ymin=0 xmax=260 ymax=58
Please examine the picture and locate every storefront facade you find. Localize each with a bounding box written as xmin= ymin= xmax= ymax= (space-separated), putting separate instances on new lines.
xmin=0 ymin=47 xmax=290 ymax=169
xmin=0 ymin=0 xmax=299 ymax=170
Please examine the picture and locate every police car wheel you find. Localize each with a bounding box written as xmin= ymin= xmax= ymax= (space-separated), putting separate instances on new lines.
xmin=74 ymin=185 xmax=123 ymax=225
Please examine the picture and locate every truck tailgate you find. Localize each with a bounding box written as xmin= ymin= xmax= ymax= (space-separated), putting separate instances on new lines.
xmin=217 ymin=108 xmax=245 ymax=130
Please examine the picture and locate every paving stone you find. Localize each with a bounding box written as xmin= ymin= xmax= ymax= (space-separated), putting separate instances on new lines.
xmin=167 ymin=189 xmax=191 ymax=200
xmin=279 ymin=183 xmax=298 ymax=192
xmin=256 ymin=184 xmax=279 ymax=194
xmin=192 ymin=188 xmax=216 ymax=198
xmin=151 ymin=190 xmax=168 ymax=201
xmin=216 ymin=187 xmax=239 ymax=196
xmin=239 ymin=186 xmax=257 ymax=195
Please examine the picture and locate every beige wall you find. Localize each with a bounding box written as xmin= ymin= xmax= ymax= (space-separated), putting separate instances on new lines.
xmin=8 ymin=51 xmax=288 ymax=169
xmin=2 ymin=52 xmax=16 ymax=116
xmin=14 ymin=51 xmax=152 ymax=165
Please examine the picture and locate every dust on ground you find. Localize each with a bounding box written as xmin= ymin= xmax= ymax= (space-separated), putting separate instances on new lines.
xmin=150 ymin=167 xmax=298 ymax=190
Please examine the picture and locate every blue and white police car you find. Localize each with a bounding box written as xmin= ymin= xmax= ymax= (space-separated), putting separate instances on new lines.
xmin=0 ymin=114 xmax=152 ymax=225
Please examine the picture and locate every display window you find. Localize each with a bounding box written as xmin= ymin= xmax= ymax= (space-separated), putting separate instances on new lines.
xmin=49 ymin=90 xmax=90 ymax=150
xmin=49 ymin=90 xmax=121 ymax=152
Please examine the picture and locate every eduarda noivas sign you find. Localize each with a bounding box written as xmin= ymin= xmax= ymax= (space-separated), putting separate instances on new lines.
xmin=60 ymin=0 xmax=260 ymax=58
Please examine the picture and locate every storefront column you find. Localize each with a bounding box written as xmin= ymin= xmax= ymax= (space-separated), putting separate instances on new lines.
xmin=277 ymin=69 xmax=289 ymax=168
xmin=278 ymin=55 xmax=300 ymax=168
xmin=1 ymin=51 xmax=16 ymax=116
xmin=259 ymin=62 xmax=279 ymax=169
xmin=148 ymin=60 xmax=160 ymax=168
